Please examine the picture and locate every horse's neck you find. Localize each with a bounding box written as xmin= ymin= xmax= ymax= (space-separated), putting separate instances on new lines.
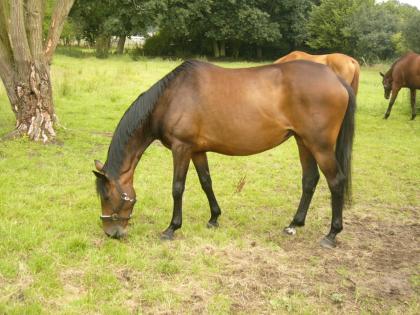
xmin=110 ymin=127 xmax=154 ymax=184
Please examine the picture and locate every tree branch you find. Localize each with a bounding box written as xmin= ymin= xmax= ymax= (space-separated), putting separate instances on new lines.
xmin=8 ymin=0 xmax=32 ymax=79
xmin=0 ymin=0 xmax=11 ymax=53
xmin=44 ymin=0 xmax=75 ymax=63
xmin=26 ymin=0 xmax=44 ymax=62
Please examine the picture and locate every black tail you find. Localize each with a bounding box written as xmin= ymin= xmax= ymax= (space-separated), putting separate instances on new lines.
xmin=336 ymin=77 xmax=356 ymax=206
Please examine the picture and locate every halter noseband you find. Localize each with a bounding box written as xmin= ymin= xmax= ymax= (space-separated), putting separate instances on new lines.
xmin=100 ymin=181 xmax=136 ymax=222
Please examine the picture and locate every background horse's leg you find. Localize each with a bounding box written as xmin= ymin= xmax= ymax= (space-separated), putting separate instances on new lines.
xmin=192 ymin=152 xmax=222 ymax=228
xmin=384 ymin=87 xmax=400 ymax=119
xmin=284 ymin=138 xmax=319 ymax=236
xmin=313 ymin=150 xmax=345 ymax=249
xmin=410 ymin=88 xmax=416 ymax=120
xmin=161 ymin=143 xmax=191 ymax=240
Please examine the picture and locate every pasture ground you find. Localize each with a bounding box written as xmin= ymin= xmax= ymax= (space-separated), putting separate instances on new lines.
xmin=0 ymin=53 xmax=419 ymax=314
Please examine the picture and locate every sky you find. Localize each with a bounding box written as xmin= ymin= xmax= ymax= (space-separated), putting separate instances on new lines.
xmin=381 ymin=0 xmax=420 ymax=9
xmin=399 ymin=0 xmax=420 ymax=8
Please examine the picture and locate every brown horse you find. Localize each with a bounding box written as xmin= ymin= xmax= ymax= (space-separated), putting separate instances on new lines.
xmin=380 ymin=52 xmax=420 ymax=120
xmin=274 ymin=51 xmax=360 ymax=95
xmin=93 ymin=60 xmax=356 ymax=248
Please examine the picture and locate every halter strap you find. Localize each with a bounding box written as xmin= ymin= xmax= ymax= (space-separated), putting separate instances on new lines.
xmin=100 ymin=180 xmax=136 ymax=221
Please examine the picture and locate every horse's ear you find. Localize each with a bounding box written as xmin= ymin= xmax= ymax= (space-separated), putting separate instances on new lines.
xmin=92 ymin=170 xmax=108 ymax=181
xmin=94 ymin=160 xmax=104 ymax=171
xmin=379 ymin=72 xmax=384 ymax=77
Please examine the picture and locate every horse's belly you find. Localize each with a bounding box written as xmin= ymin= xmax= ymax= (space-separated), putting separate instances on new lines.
xmin=197 ymin=123 xmax=291 ymax=156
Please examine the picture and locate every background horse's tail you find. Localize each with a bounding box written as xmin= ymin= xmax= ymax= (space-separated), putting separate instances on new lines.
xmin=336 ymin=77 xmax=356 ymax=205
xmin=350 ymin=59 xmax=360 ymax=95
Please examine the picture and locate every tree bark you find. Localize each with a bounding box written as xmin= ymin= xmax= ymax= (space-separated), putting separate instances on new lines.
xmin=232 ymin=41 xmax=240 ymax=58
xmin=212 ymin=40 xmax=220 ymax=58
xmin=12 ymin=62 xmax=55 ymax=141
xmin=220 ymin=40 xmax=226 ymax=57
xmin=96 ymin=34 xmax=111 ymax=58
xmin=44 ymin=0 xmax=76 ymax=63
xmin=116 ymin=36 xmax=126 ymax=54
xmin=257 ymin=47 xmax=262 ymax=59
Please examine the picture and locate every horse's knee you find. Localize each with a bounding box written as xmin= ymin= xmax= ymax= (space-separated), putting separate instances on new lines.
xmin=302 ymin=172 xmax=319 ymax=194
xmin=172 ymin=182 xmax=185 ymax=199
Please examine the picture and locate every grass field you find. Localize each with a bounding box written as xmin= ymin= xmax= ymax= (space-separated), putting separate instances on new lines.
xmin=0 ymin=52 xmax=419 ymax=314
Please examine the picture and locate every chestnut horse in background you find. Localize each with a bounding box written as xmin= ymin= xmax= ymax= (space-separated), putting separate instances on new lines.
xmin=380 ymin=52 xmax=420 ymax=120
xmin=93 ymin=60 xmax=356 ymax=249
xmin=275 ymin=51 xmax=360 ymax=95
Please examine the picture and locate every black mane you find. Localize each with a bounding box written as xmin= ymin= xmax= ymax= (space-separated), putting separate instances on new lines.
xmin=100 ymin=60 xmax=199 ymax=180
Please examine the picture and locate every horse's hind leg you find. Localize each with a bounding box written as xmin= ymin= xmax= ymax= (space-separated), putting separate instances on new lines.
xmin=192 ymin=152 xmax=222 ymax=228
xmin=284 ymin=138 xmax=319 ymax=236
xmin=410 ymin=88 xmax=416 ymax=120
xmin=313 ymin=149 xmax=345 ymax=249
xmin=161 ymin=143 xmax=191 ymax=240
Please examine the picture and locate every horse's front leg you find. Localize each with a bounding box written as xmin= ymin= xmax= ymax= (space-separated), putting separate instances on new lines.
xmin=161 ymin=143 xmax=191 ymax=240
xmin=192 ymin=152 xmax=222 ymax=228
xmin=384 ymin=87 xmax=400 ymax=119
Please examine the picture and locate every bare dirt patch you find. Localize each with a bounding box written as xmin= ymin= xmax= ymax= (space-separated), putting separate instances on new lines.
xmin=166 ymin=210 xmax=420 ymax=314
xmin=58 ymin=268 xmax=87 ymax=305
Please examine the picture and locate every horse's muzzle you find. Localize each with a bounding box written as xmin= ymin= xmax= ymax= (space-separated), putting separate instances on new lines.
xmin=105 ymin=225 xmax=127 ymax=239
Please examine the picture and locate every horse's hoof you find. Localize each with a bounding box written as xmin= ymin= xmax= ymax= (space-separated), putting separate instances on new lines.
xmin=207 ymin=221 xmax=219 ymax=229
xmin=384 ymin=113 xmax=390 ymax=119
xmin=160 ymin=232 xmax=174 ymax=241
xmin=320 ymin=236 xmax=336 ymax=249
xmin=411 ymin=115 xmax=416 ymax=120
xmin=283 ymin=226 xmax=297 ymax=236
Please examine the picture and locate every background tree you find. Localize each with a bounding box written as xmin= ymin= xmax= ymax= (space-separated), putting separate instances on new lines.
xmin=257 ymin=0 xmax=315 ymax=52
xmin=305 ymin=0 xmax=419 ymax=62
xmin=349 ymin=1 xmax=399 ymax=62
xmin=305 ymin=0 xmax=362 ymax=55
xmin=70 ymin=0 xmax=161 ymax=58
xmin=0 ymin=0 xmax=75 ymax=142
xmin=402 ymin=7 xmax=420 ymax=52
xmin=156 ymin=0 xmax=284 ymax=59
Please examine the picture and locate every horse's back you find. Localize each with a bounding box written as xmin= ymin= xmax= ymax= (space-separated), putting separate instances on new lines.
xmin=393 ymin=53 xmax=420 ymax=88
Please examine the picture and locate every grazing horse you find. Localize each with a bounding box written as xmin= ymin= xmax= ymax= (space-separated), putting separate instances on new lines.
xmin=274 ymin=51 xmax=360 ymax=95
xmin=93 ymin=60 xmax=356 ymax=249
xmin=380 ymin=52 xmax=420 ymax=120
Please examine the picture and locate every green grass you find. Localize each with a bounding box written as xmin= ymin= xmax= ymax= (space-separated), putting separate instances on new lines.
xmin=0 ymin=53 xmax=419 ymax=314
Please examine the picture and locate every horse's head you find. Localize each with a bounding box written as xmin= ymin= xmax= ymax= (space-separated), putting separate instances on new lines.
xmin=93 ymin=160 xmax=136 ymax=239
xmin=380 ymin=72 xmax=392 ymax=99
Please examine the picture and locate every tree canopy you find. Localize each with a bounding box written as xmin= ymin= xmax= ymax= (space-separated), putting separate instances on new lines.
xmin=66 ymin=0 xmax=419 ymax=61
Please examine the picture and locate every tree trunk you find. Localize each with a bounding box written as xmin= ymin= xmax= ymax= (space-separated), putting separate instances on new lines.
xmin=232 ymin=41 xmax=240 ymax=59
xmin=116 ymin=36 xmax=126 ymax=54
xmin=220 ymin=40 xmax=226 ymax=57
xmin=212 ymin=40 xmax=220 ymax=58
xmin=9 ymin=62 xmax=55 ymax=141
xmin=257 ymin=47 xmax=262 ymax=59
xmin=96 ymin=34 xmax=110 ymax=58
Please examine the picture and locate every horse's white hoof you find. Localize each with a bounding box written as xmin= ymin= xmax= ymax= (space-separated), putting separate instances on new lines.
xmin=283 ymin=227 xmax=297 ymax=236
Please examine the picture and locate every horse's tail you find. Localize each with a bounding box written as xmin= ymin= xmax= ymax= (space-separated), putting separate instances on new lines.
xmin=336 ymin=77 xmax=356 ymax=206
xmin=350 ymin=59 xmax=360 ymax=96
